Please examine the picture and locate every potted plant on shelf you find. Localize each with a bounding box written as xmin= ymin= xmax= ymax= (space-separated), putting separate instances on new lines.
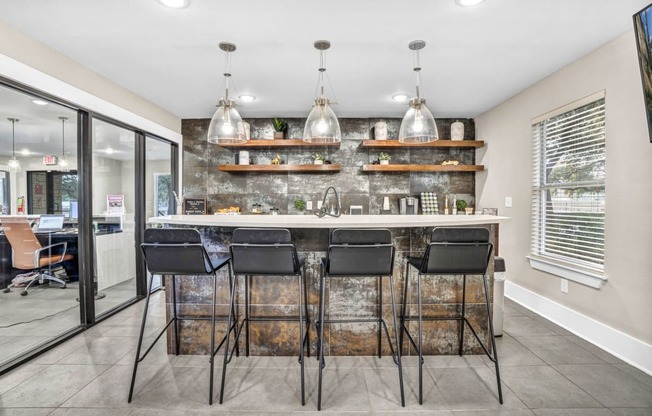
xmin=379 ymin=152 xmax=391 ymax=165
xmin=456 ymin=199 xmax=468 ymax=214
xmin=312 ymin=152 xmax=325 ymax=165
xmin=294 ymin=198 xmax=306 ymax=214
xmin=272 ymin=117 xmax=287 ymax=139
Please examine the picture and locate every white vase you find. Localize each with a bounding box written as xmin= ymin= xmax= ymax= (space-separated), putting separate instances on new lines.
xmin=380 ymin=160 xmax=389 ymax=165
xmin=451 ymin=120 xmax=464 ymax=141
xmin=243 ymin=121 xmax=251 ymax=140
xmin=314 ymin=160 xmax=323 ymax=165
xmin=375 ymin=120 xmax=388 ymax=140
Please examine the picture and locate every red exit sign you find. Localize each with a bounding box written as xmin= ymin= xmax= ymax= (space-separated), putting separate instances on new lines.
xmin=42 ymin=155 xmax=59 ymax=165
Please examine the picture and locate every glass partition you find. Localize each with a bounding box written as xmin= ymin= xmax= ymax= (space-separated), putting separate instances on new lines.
xmin=92 ymin=118 xmax=137 ymax=316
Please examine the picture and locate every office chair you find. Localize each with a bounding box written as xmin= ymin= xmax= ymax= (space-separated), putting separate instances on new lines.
xmin=1 ymin=217 xmax=71 ymax=296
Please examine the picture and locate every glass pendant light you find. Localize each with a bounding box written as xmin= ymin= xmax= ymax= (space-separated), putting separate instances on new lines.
xmin=7 ymin=118 xmax=21 ymax=173
xmin=303 ymin=40 xmax=341 ymax=144
xmin=398 ymin=40 xmax=439 ymax=143
xmin=58 ymin=116 xmax=70 ymax=172
xmin=207 ymin=42 xmax=246 ymax=144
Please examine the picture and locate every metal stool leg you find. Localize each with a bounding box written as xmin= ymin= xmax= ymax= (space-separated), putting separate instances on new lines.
xmin=417 ymin=271 xmax=423 ymax=405
xmin=245 ymin=275 xmax=250 ymax=357
xmin=399 ymin=262 xmax=410 ymax=355
xmin=482 ymin=273 xmax=503 ymax=404
xmin=219 ymin=271 xmax=238 ymax=404
xmin=459 ymin=274 xmax=467 ymax=356
xmin=172 ymin=275 xmax=180 ymax=356
xmin=378 ymin=275 xmax=383 ymax=358
xmin=298 ymin=270 xmax=305 ymax=406
xmin=389 ymin=273 xmax=405 ymax=407
xmin=302 ymin=263 xmax=310 ymax=358
xmin=128 ymin=271 xmax=157 ymax=403
xmin=317 ymin=270 xmax=327 ymax=411
xmin=209 ymin=269 xmax=218 ymax=405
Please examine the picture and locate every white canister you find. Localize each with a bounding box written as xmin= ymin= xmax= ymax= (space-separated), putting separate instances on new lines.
xmin=374 ymin=120 xmax=388 ymax=140
xmin=243 ymin=121 xmax=251 ymax=141
xmin=238 ymin=150 xmax=250 ymax=165
xmin=451 ymin=120 xmax=464 ymax=141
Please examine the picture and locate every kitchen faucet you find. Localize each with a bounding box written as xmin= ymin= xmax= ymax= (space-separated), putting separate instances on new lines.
xmin=314 ymin=186 xmax=341 ymax=218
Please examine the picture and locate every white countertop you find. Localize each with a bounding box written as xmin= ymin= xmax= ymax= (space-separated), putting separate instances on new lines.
xmin=148 ymin=214 xmax=510 ymax=229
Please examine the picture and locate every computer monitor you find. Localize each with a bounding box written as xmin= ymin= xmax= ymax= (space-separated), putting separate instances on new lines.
xmin=36 ymin=214 xmax=65 ymax=233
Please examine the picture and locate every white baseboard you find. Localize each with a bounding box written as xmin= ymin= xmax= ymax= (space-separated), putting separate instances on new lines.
xmin=505 ymin=281 xmax=652 ymax=376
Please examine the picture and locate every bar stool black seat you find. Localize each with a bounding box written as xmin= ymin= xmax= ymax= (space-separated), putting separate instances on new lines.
xmin=317 ymin=228 xmax=405 ymax=410
xmin=400 ymin=227 xmax=502 ymax=405
xmin=220 ymin=227 xmax=310 ymax=405
xmin=128 ymin=228 xmax=235 ymax=405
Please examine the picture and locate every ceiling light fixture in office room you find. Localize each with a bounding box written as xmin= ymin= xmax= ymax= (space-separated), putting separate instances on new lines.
xmin=58 ymin=117 xmax=70 ymax=172
xmin=158 ymin=0 xmax=189 ymax=9
xmin=455 ymin=0 xmax=487 ymax=6
xmin=398 ymin=40 xmax=439 ymax=143
xmin=207 ymin=42 xmax=247 ymax=144
xmin=303 ymin=40 xmax=341 ymax=144
xmin=7 ymin=118 xmax=21 ymax=173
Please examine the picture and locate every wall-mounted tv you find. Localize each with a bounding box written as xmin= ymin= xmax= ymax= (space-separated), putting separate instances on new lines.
xmin=634 ymin=3 xmax=652 ymax=142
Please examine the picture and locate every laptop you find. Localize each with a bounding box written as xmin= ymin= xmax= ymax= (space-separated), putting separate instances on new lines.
xmin=35 ymin=214 xmax=65 ymax=233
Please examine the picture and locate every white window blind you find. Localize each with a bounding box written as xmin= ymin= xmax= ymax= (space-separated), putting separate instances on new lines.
xmin=531 ymin=93 xmax=606 ymax=277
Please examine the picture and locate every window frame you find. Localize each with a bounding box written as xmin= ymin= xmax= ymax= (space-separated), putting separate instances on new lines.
xmin=528 ymin=91 xmax=607 ymax=289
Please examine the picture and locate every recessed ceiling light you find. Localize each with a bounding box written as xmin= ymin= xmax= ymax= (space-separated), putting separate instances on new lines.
xmin=32 ymin=99 xmax=48 ymax=106
xmin=104 ymin=148 xmax=115 ymax=154
xmin=456 ymin=0 xmax=486 ymax=6
xmin=392 ymin=94 xmax=409 ymax=103
xmin=239 ymin=94 xmax=256 ymax=102
xmin=20 ymin=149 xmax=31 ymax=156
xmin=158 ymin=0 xmax=189 ymax=9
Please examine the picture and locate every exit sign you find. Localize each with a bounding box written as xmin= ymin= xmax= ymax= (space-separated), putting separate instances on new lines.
xmin=42 ymin=155 xmax=59 ymax=165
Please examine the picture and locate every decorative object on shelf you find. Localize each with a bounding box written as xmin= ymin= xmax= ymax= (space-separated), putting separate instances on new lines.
xmin=465 ymin=207 xmax=474 ymax=215
xmin=294 ymin=198 xmax=306 ymax=213
xmin=238 ymin=150 xmax=250 ymax=165
xmin=398 ymin=40 xmax=438 ymax=144
xmin=456 ymin=198 xmax=468 ymax=215
xmin=243 ymin=121 xmax=251 ymax=140
xmin=379 ymin=152 xmax=391 ymax=165
xmin=374 ymin=120 xmax=388 ymax=140
xmin=58 ymin=117 xmax=70 ymax=172
xmin=216 ymin=206 xmax=241 ymax=215
xmin=251 ymin=203 xmax=262 ymax=214
xmin=451 ymin=120 xmax=464 ymax=141
xmin=207 ymin=42 xmax=246 ymax=144
xmin=272 ymin=117 xmax=287 ymax=139
xmin=183 ymin=198 xmax=207 ymax=215
xmin=452 ymin=195 xmax=458 ymax=215
xmin=7 ymin=118 xmax=21 ymax=173
xmin=271 ymin=154 xmax=283 ymax=165
xmin=441 ymin=160 xmax=460 ymax=165
xmin=312 ymin=152 xmax=325 ymax=165
xmin=444 ymin=195 xmax=449 ymax=215
xmin=420 ymin=192 xmax=439 ymax=215
xmin=269 ymin=207 xmax=280 ymax=215
xmin=382 ymin=196 xmax=390 ymax=212
xmin=303 ymin=40 xmax=341 ymax=144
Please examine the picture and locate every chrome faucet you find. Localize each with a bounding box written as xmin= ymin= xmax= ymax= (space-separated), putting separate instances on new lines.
xmin=314 ymin=186 xmax=341 ymax=218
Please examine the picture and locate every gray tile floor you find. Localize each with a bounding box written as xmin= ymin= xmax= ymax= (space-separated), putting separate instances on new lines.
xmin=0 ymin=294 xmax=650 ymax=415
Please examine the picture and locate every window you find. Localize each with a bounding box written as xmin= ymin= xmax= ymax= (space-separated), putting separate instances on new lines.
xmin=529 ymin=91 xmax=606 ymax=288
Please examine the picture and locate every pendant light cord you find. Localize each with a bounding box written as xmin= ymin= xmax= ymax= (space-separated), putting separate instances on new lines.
xmin=223 ymin=51 xmax=231 ymax=100
xmin=414 ymin=48 xmax=422 ymax=99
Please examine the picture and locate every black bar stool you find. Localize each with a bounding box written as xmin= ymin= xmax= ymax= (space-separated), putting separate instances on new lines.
xmin=128 ymin=228 xmax=235 ymax=405
xmin=220 ymin=228 xmax=310 ymax=405
xmin=317 ymin=228 xmax=405 ymax=410
xmin=400 ymin=227 xmax=503 ymax=405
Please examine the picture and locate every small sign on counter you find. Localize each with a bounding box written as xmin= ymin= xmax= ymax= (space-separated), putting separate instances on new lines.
xmin=183 ymin=198 xmax=207 ymax=215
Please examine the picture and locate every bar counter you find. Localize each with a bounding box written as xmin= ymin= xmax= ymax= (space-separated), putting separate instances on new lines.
xmin=149 ymin=214 xmax=509 ymax=357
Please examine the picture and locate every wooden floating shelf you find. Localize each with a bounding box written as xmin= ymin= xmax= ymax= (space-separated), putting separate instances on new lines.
xmin=219 ymin=164 xmax=342 ymax=173
xmin=360 ymin=139 xmax=484 ymax=148
xmin=361 ymin=164 xmax=484 ymax=172
xmin=218 ymin=139 xmax=340 ymax=148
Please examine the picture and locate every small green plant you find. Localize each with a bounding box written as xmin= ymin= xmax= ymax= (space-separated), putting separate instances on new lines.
xmin=272 ymin=117 xmax=287 ymax=133
xmin=379 ymin=152 xmax=391 ymax=161
xmin=294 ymin=199 xmax=306 ymax=211
xmin=312 ymin=152 xmax=325 ymax=161
xmin=456 ymin=199 xmax=468 ymax=212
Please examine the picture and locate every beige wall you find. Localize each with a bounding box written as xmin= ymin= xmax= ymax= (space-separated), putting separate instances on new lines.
xmin=0 ymin=20 xmax=180 ymax=134
xmin=476 ymin=31 xmax=652 ymax=344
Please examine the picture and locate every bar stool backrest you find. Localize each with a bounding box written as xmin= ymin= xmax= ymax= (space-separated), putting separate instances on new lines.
xmin=327 ymin=228 xmax=394 ymax=276
xmin=420 ymin=227 xmax=492 ymax=274
xmin=230 ymin=228 xmax=300 ymax=275
xmin=141 ymin=228 xmax=213 ymax=275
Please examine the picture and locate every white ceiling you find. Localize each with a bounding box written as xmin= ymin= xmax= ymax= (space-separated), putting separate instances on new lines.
xmin=0 ymin=0 xmax=648 ymax=122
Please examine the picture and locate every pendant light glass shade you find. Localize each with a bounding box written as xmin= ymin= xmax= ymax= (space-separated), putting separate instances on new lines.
xmin=207 ymin=42 xmax=246 ymax=144
xmin=7 ymin=118 xmax=21 ymax=173
xmin=58 ymin=116 xmax=70 ymax=172
xmin=303 ymin=40 xmax=341 ymax=143
xmin=399 ymin=40 xmax=438 ymax=143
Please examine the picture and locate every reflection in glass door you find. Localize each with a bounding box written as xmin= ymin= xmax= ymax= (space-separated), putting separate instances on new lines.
xmin=91 ymin=118 xmax=137 ymax=316
xmin=145 ymin=136 xmax=174 ymax=291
